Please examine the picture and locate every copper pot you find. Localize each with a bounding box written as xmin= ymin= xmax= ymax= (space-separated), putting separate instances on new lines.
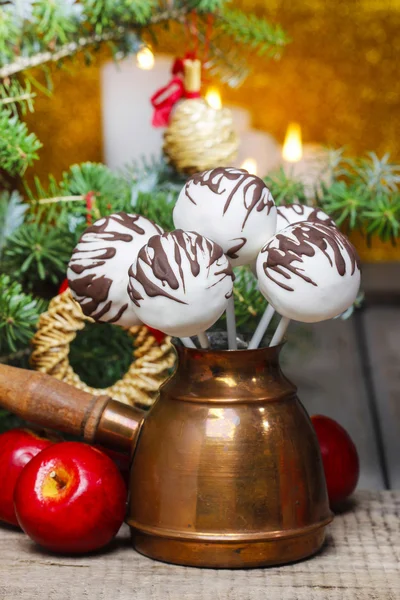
xmin=0 ymin=337 xmax=332 ymax=568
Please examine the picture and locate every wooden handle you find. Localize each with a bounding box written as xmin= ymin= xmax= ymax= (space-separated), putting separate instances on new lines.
xmin=0 ymin=365 xmax=111 ymax=443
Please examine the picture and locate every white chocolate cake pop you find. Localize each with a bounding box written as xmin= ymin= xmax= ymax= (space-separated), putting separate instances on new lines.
xmin=256 ymin=222 xmax=361 ymax=323
xmin=67 ymin=212 xmax=163 ymax=326
xmin=276 ymin=203 xmax=336 ymax=233
xmin=173 ymin=167 xmax=277 ymax=267
xmin=127 ymin=230 xmax=234 ymax=337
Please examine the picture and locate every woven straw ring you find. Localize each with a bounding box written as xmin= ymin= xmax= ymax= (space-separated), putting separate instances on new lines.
xmin=30 ymin=289 xmax=175 ymax=408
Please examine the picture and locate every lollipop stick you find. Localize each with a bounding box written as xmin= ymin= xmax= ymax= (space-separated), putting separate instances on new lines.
xmin=248 ymin=304 xmax=275 ymax=349
xmin=269 ymin=317 xmax=290 ymax=347
xmin=181 ymin=337 xmax=196 ymax=349
xmin=197 ymin=332 xmax=210 ymax=349
xmin=226 ymin=295 xmax=237 ymax=350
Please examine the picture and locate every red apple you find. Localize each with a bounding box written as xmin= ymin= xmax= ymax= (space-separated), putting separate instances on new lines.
xmin=0 ymin=428 xmax=53 ymax=526
xmin=311 ymin=415 xmax=360 ymax=507
xmin=93 ymin=445 xmax=130 ymax=486
xmin=14 ymin=442 xmax=127 ymax=554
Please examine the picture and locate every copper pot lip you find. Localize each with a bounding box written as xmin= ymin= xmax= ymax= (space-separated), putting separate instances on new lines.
xmin=172 ymin=333 xmax=285 ymax=355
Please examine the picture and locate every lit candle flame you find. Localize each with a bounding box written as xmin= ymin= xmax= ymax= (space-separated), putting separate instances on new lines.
xmin=241 ymin=158 xmax=258 ymax=176
xmin=282 ymin=122 xmax=303 ymax=163
xmin=205 ymin=87 xmax=222 ymax=110
xmin=136 ymin=47 xmax=155 ymax=70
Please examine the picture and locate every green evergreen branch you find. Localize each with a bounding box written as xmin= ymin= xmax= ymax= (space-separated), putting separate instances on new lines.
xmin=0 ymin=107 xmax=42 ymax=176
xmin=3 ymin=222 xmax=74 ymax=287
xmin=362 ymin=194 xmax=400 ymax=242
xmin=350 ymin=152 xmax=400 ymax=194
xmin=220 ymin=8 xmax=289 ymax=59
xmin=231 ymin=267 xmax=267 ymax=330
xmin=0 ymin=2 xmax=287 ymax=78
xmin=0 ymin=80 xmax=36 ymax=115
xmin=0 ymin=4 xmax=189 ymax=78
xmin=0 ymin=274 xmax=46 ymax=353
xmin=318 ymin=181 xmax=369 ymax=229
xmin=0 ymin=190 xmax=28 ymax=251
xmin=0 ymin=6 xmax=20 ymax=65
xmin=264 ymin=168 xmax=307 ymax=205
xmin=82 ymin=0 xmax=156 ymax=33
xmin=0 ymin=29 xmax=121 ymax=78
xmin=32 ymin=0 xmax=82 ymax=46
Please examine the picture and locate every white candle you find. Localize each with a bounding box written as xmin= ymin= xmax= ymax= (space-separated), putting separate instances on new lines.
xmin=241 ymin=157 xmax=258 ymax=176
xmin=236 ymin=129 xmax=281 ymax=176
xmin=281 ymin=123 xmax=330 ymax=198
xmin=101 ymin=55 xmax=172 ymax=170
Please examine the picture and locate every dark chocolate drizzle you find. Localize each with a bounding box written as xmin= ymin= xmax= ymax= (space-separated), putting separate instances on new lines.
xmin=68 ymin=273 xmax=112 ymax=316
xmin=128 ymin=230 xmax=234 ymax=306
xmin=261 ymin=223 xmax=360 ymax=292
xmin=277 ymin=204 xmax=336 ymax=229
xmin=226 ymin=237 xmax=247 ymax=260
xmin=68 ymin=212 xmax=161 ymax=321
xmin=184 ymin=168 xmax=274 ymax=230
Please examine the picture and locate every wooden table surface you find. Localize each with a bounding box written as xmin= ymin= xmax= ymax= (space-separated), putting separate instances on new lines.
xmin=0 ymin=491 xmax=398 ymax=600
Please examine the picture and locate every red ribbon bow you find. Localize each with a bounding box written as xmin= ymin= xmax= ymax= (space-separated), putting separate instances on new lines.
xmin=151 ymin=76 xmax=185 ymax=127
xmin=151 ymin=53 xmax=201 ymax=128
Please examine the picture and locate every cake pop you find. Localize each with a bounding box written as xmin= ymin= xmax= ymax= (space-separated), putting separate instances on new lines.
xmin=127 ymin=230 xmax=234 ymax=338
xmin=173 ymin=167 xmax=276 ymax=349
xmin=67 ymin=212 xmax=163 ymax=326
xmin=276 ymin=204 xmax=336 ymax=234
xmin=256 ymin=222 xmax=361 ymax=326
xmin=173 ymin=167 xmax=277 ymax=267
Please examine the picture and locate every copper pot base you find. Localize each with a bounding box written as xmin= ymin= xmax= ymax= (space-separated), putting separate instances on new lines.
xmin=130 ymin=522 xmax=330 ymax=568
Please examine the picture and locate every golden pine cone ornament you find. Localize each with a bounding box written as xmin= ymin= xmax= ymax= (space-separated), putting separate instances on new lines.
xmin=163 ymin=58 xmax=238 ymax=174
xmin=163 ymin=98 xmax=238 ymax=174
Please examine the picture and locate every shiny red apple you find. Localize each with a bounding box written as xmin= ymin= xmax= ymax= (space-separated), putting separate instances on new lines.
xmin=0 ymin=428 xmax=53 ymax=526
xmin=311 ymin=415 xmax=360 ymax=507
xmin=93 ymin=445 xmax=130 ymax=486
xmin=14 ymin=442 xmax=127 ymax=554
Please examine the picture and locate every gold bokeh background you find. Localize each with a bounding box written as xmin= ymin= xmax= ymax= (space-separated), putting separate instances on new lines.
xmin=23 ymin=0 xmax=400 ymax=260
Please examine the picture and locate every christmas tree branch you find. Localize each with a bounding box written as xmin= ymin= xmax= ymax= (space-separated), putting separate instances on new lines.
xmin=0 ymin=6 xmax=190 ymax=79
xmin=37 ymin=195 xmax=85 ymax=205
xmin=0 ymin=30 xmax=118 ymax=78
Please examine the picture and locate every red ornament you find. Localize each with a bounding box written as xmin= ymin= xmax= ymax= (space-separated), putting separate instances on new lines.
xmin=311 ymin=415 xmax=360 ymax=507
xmin=14 ymin=442 xmax=127 ymax=554
xmin=85 ymin=191 xmax=96 ymax=225
xmin=0 ymin=429 xmax=53 ymax=526
xmin=146 ymin=326 xmax=166 ymax=345
xmin=58 ymin=278 xmax=69 ymax=294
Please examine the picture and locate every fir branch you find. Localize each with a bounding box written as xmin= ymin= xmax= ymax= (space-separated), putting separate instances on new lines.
xmin=60 ymin=162 xmax=131 ymax=214
xmin=82 ymin=0 xmax=156 ymax=33
xmin=132 ymin=190 xmax=175 ymax=231
xmin=220 ymin=8 xmax=289 ymax=59
xmin=231 ymin=267 xmax=267 ymax=330
xmin=25 ymin=163 xmax=132 ymax=235
xmin=0 ymin=107 xmax=42 ymax=176
xmin=185 ymin=0 xmax=226 ymax=12
xmin=0 ymin=6 xmax=20 ymax=65
xmin=351 ymin=152 xmax=400 ymax=194
xmin=0 ymin=190 xmax=28 ymax=251
xmin=0 ymin=30 xmax=120 ymax=78
xmin=0 ymin=6 xmax=188 ymax=78
xmin=318 ymin=181 xmax=368 ymax=230
xmin=3 ymin=222 xmax=74 ymax=286
xmin=264 ymin=168 xmax=307 ymax=205
xmin=362 ymin=193 xmax=400 ymax=242
xmin=32 ymin=0 xmax=82 ymax=46
xmin=69 ymin=322 xmax=134 ymax=388
xmin=0 ymin=79 xmax=36 ymax=115
xmin=0 ymin=274 xmax=45 ymax=353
